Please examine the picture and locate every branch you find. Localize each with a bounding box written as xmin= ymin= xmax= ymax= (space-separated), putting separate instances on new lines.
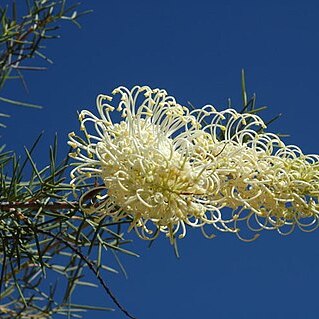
xmin=37 ymin=227 xmax=137 ymax=319
xmin=0 ymin=200 xmax=79 ymax=211
xmin=0 ymin=201 xmax=137 ymax=319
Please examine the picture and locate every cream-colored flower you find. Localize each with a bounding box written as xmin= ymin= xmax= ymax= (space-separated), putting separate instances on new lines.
xmin=69 ymin=85 xmax=319 ymax=243
xmin=68 ymin=86 xmax=236 ymax=243
xmin=192 ymin=106 xmax=319 ymax=240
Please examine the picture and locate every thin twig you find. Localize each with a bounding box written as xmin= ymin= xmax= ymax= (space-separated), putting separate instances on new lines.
xmin=1 ymin=206 xmax=137 ymax=319
xmin=0 ymin=201 xmax=79 ymax=211
xmin=34 ymin=227 xmax=137 ymax=319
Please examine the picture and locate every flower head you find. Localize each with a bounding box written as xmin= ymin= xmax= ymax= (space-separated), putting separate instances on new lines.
xmin=69 ymin=85 xmax=319 ymax=243
xmin=68 ymin=86 xmax=234 ymax=242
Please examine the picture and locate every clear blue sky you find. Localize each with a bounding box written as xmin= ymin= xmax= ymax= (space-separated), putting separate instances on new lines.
xmin=3 ymin=1 xmax=319 ymax=318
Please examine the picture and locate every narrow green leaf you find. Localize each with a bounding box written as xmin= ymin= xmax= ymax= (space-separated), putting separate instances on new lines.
xmin=24 ymin=146 xmax=43 ymax=183
xmin=0 ymin=96 xmax=42 ymax=108
xmin=111 ymin=249 xmax=128 ymax=279
xmin=75 ymin=281 xmax=98 ymax=288
xmin=10 ymin=260 xmax=27 ymax=307
xmin=66 ymin=303 xmax=114 ymax=311
xmin=241 ymin=69 xmax=248 ymax=107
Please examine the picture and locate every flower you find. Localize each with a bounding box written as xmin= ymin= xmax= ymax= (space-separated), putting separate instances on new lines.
xmin=68 ymin=86 xmax=236 ymax=243
xmin=191 ymin=106 xmax=319 ymax=240
xmin=69 ymin=85 xmax=319 ymax=243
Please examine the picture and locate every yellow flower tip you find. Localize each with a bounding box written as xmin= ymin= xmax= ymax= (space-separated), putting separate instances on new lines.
xmin=68 ymin=141 xmax=77 ymax=148
xmin=209 ymin=233 xmax=217 ymax=239
xmin=104 ymin=95 xmax=113 ymax=101
xmin=159 ymin=91 xmax=167 ymax=97
xmin=69 ymin=131 xmax=76 ymax=137
xmin=233 ymin=214 xmax=239 ymax=220
xmin=106 ymin=105 xmax=115 ymax=112
xmin=69 ymin=152 xmax=77 ymax=158
xmin=112 ymin=88 xmax=120 ymax=95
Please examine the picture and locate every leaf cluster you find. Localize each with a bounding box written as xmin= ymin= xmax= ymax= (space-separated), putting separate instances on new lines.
xmin=0 ymin=0 xmax=92 ymax=120
xmin=0 ymin=2 xmax=139 ymax=318
xmin=0 ymin=134 xmax=138 ymax=318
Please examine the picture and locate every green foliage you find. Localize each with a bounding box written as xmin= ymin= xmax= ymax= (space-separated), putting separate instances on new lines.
xmin=0 ymin=2 xmax=138 ymax=319
xmin=0 ymin=0 xmax=92 ymax=121
xmin=0 ymin=134 xmax=138 ymax=318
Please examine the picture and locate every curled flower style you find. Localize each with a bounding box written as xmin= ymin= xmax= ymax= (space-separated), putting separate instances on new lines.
xmin=68 ymin=86 xmax=237 ymax=243
xmin=191 ymin=107 xmax=319 ymax=240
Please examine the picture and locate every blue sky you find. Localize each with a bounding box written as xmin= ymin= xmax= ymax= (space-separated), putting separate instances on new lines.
xmin=3 ymin=0 xmax=319 ymax=318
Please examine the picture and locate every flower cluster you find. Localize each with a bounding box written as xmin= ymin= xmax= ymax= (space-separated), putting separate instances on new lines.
xmin=69 ymin=85 xmax=319 ymax=242
xmin=190 ymin=107 xmax=319 ymax=240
